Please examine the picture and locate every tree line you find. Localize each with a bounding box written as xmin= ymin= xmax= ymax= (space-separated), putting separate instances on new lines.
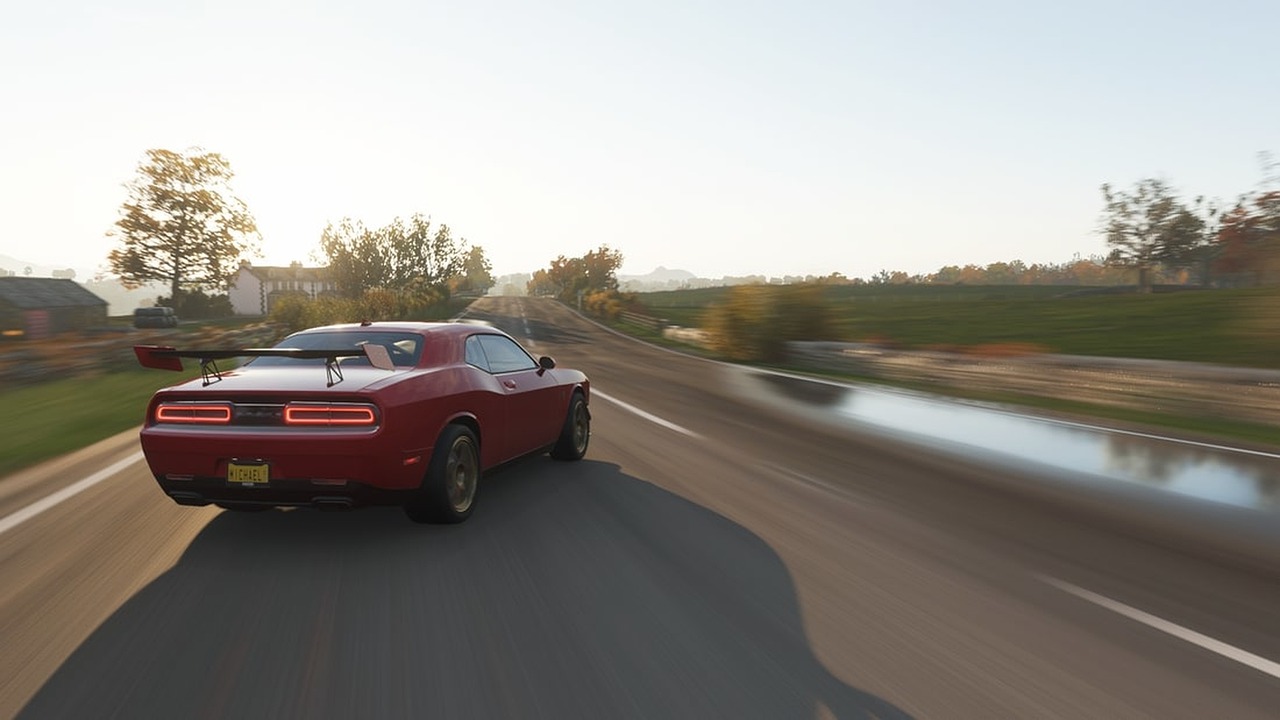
xmin=105 ymin=147 xmax=493 ymax=322
xmin=103 ymin=145 xmax=1280 ymax=328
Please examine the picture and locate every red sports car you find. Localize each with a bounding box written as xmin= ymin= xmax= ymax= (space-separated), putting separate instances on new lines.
xmin=133 ymin=321 xmax=590 ymax=523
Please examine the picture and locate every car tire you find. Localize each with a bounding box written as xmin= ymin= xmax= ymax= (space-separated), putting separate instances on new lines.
xmin=404 ymin=424 xmax=480 ymax=524
xmin=549 ymin=391 xmax=589 ymax=461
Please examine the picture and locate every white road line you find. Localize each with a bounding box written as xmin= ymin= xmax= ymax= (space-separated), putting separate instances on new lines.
xmin=0 ymin=451 xmax=144 ymax=538
xmin=756 ymin=366 xmax=1280 ymax=459
xmin=592 ymin=390 xmax=702 ymax=439
xmin=1039 ymin=575 xmax=1280 ymax=680
xmin=1034 ymin=417 xmax=1280 ymax=459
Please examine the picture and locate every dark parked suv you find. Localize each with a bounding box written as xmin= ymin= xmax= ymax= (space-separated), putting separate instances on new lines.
xmin=133 ymin=306 xmax=178 ymax=329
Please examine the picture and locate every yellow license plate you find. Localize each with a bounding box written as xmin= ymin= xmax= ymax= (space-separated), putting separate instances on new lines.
xmin=227 ymin=462 xmax=270 ymax=485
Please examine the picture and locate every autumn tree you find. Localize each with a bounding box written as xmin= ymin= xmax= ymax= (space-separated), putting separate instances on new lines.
xmin=108 ymin=148 xmax=259 ymax=299
xmin=531 ymin=245 xmax=624 ymax=305
xmin=319 ymin=214 xmax=467 ymax=298
xmin=452 ymin=246 xmax=495 ymax=295
xmin=526 ymin=269 xmax=557 ymax=296
xmin=1098 ymin=178 xmax=1206 ymax=291
xmin=704 ymin=283 xmax=835 ymax=362
xmin=582 ymin=245 xmax=624 ymax=293
xmin=1214 ymin=190 xmax=1280 ymax=286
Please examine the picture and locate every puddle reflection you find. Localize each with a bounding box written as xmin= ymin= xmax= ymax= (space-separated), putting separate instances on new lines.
xmin=758 ymin=373 xmax=1280 ymax=512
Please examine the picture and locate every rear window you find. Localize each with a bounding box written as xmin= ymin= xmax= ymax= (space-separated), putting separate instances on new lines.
xmin=249 ymin=331 xmax=424 ymax=368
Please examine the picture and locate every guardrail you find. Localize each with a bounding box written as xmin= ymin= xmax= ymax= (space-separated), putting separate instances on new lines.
xmin=620 ymin=311 xmax=667 ymax=331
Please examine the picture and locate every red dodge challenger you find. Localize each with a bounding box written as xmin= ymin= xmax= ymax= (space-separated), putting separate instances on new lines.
xmin=133 ymin=321 xmax=590 ymax=524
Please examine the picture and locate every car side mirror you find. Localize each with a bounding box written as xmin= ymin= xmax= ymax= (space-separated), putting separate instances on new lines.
xmin=538 ymin=356 xmax=556 ymax=370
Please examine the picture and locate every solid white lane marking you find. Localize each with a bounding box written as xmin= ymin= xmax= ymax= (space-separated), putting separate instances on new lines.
xmin=755 ymin=366 xmax=1280 ymax=459
xmin=1035 ymin=417 xmax=1280 ymax=459
xmin=592 ymin=390 xmax=702 ymax=439
xmin=0 ymin=451 xmax=145 ymax=537
xmin=1040 ymin=575 xmax=1280 ymax=680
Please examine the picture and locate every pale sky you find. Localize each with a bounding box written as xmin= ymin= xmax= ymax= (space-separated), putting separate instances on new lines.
xmin=2 ymin=0 xmax=1277 ymax=280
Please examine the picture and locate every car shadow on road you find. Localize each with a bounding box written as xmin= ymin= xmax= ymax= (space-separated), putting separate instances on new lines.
xmin=20 ymin=460 xmax=911 ymax=719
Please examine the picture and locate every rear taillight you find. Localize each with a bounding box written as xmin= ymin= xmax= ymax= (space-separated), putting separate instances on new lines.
xmin=283 ymin=403 xmax=378 ymax=426
xmin=155 ymin=403 xmax=233 ymax=424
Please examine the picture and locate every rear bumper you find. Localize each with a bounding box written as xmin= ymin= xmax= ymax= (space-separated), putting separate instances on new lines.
xmin=139 ymin=425 xmax=429 ymax=496
xmin=156 ymin=476 xmax=415 ymax=509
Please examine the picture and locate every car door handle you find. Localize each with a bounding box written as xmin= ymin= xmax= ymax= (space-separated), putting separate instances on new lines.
xmin=503 ymin=380 xmax=517 ymax=389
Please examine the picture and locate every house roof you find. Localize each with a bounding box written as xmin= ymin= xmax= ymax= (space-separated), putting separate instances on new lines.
xmin=0 ymin=277 xmax=108 ymax=309
xmin=241 ymin=265 xmax=330 ymax=282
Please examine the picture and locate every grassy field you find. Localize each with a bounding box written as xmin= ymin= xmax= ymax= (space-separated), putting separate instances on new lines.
xmin=0 ymin=367 xmax=202 ymax=477
xmin=636 ymin=284 xmax=1280 ymax=368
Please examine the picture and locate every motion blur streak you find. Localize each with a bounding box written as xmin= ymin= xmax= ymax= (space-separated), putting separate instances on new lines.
xmin=591 ymin=389 xmax=702 ymax=439
xmin=6 ymin=297 xmax=1280 ymax=718
xmin=1040 ymin=576 xmax=1280 ymax=681
xmin=0 ymin=451 xmax=143 ymax=537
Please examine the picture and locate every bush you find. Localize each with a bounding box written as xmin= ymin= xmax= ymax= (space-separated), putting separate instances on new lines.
xmin=584 ymin=290 xmax=624 ymax=320
xmin=269 ymin=286 xmax=452 ymax=332
xmin=703 ymin=284 xmax=836 ymax=362
xmin=155 ymin=289 xmax=234 ymax=319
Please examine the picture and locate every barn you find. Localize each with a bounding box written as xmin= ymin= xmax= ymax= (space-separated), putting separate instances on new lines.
xmin=0 ymin=277 xmax=109 ymax=339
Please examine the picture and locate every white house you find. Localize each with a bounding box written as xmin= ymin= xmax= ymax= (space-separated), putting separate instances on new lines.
xmin=229 ymin=262 xmax=337 ymax=316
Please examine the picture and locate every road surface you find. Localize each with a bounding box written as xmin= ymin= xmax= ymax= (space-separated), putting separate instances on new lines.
xmin=2 ymin=296 xmax=1278 ymax=718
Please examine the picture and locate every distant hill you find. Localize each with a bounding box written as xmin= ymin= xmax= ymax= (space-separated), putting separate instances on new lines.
xmin=619 ymin=267 xmax=700 ymax=292
xmin=82 ymin=279 xmax=170 ymax=316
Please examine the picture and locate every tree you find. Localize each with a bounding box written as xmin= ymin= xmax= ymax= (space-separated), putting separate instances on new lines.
xmin=108 ymin=148 xmax=259 ymax=299
xmin=1214 ymin=190 xmax=1280 ymax=285
xmin=319 ymin=213 xmax=466 ymax=298
xmin=531 ymin=245 xmax=624 ymax=305
xmin=452 ymin=245 xmax=495 ymax=295
xmin=526 ymin=269 xmax=557 ymax=297
xmin=1098 ymin=178 xmax=1204 ymax=291
xmin=581 ymin=245 xmax=623 ymax=293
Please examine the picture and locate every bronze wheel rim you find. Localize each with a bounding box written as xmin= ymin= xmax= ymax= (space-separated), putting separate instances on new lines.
xmin=446 ymin=436 xmax=478 ymax=514
xmin=571 ymin=403 xmax=589 ymax=454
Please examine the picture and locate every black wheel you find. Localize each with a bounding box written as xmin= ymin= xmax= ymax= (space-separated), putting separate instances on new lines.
xmin=404 ymin=424 xmax=480 ymax=524
xmin=550 ymin=392 xmax=590 ymax=461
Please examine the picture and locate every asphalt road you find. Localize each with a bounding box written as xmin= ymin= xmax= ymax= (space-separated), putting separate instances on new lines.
xmin=2 ymin=296 xmax=1279 ymax=718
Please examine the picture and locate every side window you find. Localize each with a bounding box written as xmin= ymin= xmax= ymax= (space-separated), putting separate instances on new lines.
xmin=464 ymin=335 xmax=490 ymax=372
xmin=477 ymin=335 xmax=537 ymax=374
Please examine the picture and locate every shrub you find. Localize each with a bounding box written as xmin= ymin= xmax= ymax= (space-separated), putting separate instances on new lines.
xmin=155 ymin=289 xmax=234 ymax=319
xmin=703 ymin=283 xmax=836 ymax=362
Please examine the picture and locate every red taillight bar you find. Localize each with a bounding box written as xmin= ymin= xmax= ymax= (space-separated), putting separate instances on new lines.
xmin=283 ymin=403 xmax=377 ymax=426
xmin=155 ymin=403 xmax=232 ymax=424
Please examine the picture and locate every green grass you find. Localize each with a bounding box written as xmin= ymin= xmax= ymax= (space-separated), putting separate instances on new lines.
xmin=0 ymin=368 xmax=202 ymax=477
xmin=636 ymin=285 xmax=1280 ymax=368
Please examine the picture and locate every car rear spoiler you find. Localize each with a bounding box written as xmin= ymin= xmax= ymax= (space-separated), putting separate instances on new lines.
xmin=133 ymin=344 xmax=396 ymax=387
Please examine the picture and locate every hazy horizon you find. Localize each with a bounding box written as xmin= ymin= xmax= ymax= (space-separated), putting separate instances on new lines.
xmin=4 ymin=1 xmax=1277 ymax=280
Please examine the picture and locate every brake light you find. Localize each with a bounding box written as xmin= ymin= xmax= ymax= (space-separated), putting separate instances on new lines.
xmin=284 ymin=403 xmax=378 ymax=426
xmin=155 ymin=403 xmax=232 ymax=424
